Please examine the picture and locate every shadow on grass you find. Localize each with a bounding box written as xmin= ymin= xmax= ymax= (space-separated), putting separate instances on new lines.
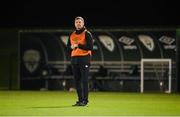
xmin=30 ymin=105 xmax=73 ymax=109
xmin=30 ymin=105 xmax=88 ymax=109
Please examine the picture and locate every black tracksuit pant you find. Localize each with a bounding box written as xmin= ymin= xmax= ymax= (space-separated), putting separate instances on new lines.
xmin=72 ymin=64 xmax=89 ymax=103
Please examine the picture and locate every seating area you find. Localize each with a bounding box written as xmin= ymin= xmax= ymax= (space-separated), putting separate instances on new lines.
xmin=45 ymin=61 xmax=140 ymax=80
xmin=20 ymin=60 xmax=176 ymax=91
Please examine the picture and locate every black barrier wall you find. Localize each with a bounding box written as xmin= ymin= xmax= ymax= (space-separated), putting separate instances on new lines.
xmin=0 ymin=29 xmax=19 ymax=90
xmin=176 ymin=29 xmax=180 ymax=93
xmin=19 ymin=29 xmax=177 ymax=91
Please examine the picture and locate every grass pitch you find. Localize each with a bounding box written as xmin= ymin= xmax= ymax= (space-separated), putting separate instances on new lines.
xmin=0 ymin=91 xmax=180 ymax=116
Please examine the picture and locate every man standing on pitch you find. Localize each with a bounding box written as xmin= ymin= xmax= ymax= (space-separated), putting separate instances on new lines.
xmin=67 ymin=16 xmax=93 ymax=106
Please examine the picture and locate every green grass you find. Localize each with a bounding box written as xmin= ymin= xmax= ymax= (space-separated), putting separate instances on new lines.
xmin=0 ymin=91 xmax=180 ymax=116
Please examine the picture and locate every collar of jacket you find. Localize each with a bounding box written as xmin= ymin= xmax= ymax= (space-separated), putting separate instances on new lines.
xmin=75 ymin=27 xmax=86 ymax=34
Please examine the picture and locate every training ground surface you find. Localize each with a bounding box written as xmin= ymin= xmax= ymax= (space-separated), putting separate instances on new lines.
xmin=0 ymin=91 xmax=180 ymax=116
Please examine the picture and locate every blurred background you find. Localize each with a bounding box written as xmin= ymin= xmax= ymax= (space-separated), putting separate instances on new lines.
xmin=0 ymin=0 xmax=180 ymax=93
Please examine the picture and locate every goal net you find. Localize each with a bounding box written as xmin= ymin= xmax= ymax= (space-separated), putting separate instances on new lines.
xmin=141 ymin=59 xmax=172 ymax=93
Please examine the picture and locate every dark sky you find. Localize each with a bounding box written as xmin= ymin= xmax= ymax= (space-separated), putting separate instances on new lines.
xmin=0 ymin=1 xmax=179 ymax=28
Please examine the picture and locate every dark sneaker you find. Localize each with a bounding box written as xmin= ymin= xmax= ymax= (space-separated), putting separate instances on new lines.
xmin=81 ymin=101 xmax=88 ymax=106
xmin=72 ymin=101 xmax=88 ymax=106
xmin=72 ymin=101 xmax=82 ymax=106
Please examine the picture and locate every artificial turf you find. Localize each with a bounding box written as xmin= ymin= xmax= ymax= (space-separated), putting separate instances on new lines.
xmin=0 ymin=91 xmax=180 ymax=116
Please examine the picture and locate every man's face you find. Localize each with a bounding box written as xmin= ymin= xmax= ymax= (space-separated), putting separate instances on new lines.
xmin=75 ymin=19 xmax=84 ymax=30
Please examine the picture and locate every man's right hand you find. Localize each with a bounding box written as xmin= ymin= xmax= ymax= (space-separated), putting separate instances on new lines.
xmin=71 ymin=44 xmax=78 ymax=49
